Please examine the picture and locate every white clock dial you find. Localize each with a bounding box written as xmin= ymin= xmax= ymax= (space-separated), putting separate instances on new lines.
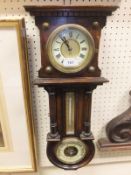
xmin=52 ymin=28 xmax=89 ymax=67
xmin=47 ymin=24 xmax=95 ymax=73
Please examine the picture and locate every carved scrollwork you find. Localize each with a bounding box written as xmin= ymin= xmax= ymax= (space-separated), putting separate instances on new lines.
xmin=106 ymin=91 xmax=131 ymax=143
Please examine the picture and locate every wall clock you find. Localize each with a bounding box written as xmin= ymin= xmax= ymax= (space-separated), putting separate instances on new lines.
xmin=25 ymin=5 xmax=118 ymax=170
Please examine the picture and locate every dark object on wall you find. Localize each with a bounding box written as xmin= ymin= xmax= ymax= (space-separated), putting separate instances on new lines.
xmin=98 ymin=91 xmax=131 ymax=151
xmin=106 ymin=90 xmax=131 ymax=143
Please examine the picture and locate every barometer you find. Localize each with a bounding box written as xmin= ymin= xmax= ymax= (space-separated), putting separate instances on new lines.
xmin=25 ymin=5 xmax=118 ymax=170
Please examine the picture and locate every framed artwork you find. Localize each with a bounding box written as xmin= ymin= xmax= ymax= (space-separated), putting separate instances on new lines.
xmin=0 ymin=20 xmax=37 ymax=172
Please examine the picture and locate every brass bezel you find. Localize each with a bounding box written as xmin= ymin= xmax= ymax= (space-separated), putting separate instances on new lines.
xmin=46 ymin=24 xmax=95 ymax=73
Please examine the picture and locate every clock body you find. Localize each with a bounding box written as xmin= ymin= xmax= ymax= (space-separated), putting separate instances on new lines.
xmin=25 ymin=6 xmax=118 ymax=170
xmin=30 ymin=6 xmax=111 ymax=78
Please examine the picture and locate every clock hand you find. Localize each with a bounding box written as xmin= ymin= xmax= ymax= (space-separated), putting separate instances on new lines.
xmin=60 ymin=36 xmax=72 ymax=52
xmin=63 ymin=37 xmax=72 ymax=52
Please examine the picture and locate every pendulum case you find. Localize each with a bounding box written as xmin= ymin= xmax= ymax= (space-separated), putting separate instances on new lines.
xmin=34 ymin=77 xmax=108 ymax=170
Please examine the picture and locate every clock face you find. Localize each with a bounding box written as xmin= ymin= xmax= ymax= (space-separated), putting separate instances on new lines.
xmin=46 ymin=24 xmax=95 ymax=73
xmin=54 ymin=137 xmax=87 ymax=164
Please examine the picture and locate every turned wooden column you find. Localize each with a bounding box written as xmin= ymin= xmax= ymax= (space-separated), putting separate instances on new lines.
xmin=81 ymin=90 xmax=93 ymax=136
xmin=46 ymin=88 xmax=59 ymax=139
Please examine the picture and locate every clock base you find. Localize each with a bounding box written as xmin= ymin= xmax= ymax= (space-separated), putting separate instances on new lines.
xmin=47 ymin=137 xmax=95 ymax=170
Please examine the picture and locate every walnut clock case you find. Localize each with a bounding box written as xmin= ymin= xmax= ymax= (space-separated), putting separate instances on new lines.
xmin=25 ymin=6 xmax=118 ymax=170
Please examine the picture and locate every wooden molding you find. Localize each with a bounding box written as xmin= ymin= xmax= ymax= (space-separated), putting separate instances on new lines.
xmin=34 ymin=77 xmax=108 ymax=86
xmin=97 ymin=138 xmax=131 ymax=151
xmin=25 ymin=5 xmax=118 ymax=17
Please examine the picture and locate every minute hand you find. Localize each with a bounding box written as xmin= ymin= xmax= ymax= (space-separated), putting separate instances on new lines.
xmin=60 ymin=36 xmax=72 ymax=51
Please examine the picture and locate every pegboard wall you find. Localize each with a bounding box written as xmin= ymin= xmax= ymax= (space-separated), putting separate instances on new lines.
xmin=0 ymin=0 xmax=131 ymax=168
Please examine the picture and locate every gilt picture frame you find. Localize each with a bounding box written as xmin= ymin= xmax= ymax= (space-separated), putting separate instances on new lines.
xmin=0 ymin=19 xmax=37 ymax=172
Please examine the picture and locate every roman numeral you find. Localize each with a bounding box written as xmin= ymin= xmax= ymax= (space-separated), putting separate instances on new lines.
xmin=56 ymin=40 xmax=61 ymax=44
xmin=82 ymin=47 xmax=87 ymax=51
xmin=56 ymin=53 xmax=61 ymax=59
xmin=69 ymin=31 xmax=73 ymax=38
xmin=80 ymin=40 xmax=85 ymax=44
xmin=54 ymin=48 xmax=60 ymax=51
xmin=61 ymin=60 xmax=64 ymax=64
xmin=80 ymin=53 xmax=85 ymax=58
xmin=76 ymin=34 xmax=80 ymax=39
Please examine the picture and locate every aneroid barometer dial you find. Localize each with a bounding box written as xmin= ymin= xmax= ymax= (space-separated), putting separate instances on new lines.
xmin=55 ymin=137 xmax=87 ymax=164
xmin=46 ymin=24 xmax=95 ymax=73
